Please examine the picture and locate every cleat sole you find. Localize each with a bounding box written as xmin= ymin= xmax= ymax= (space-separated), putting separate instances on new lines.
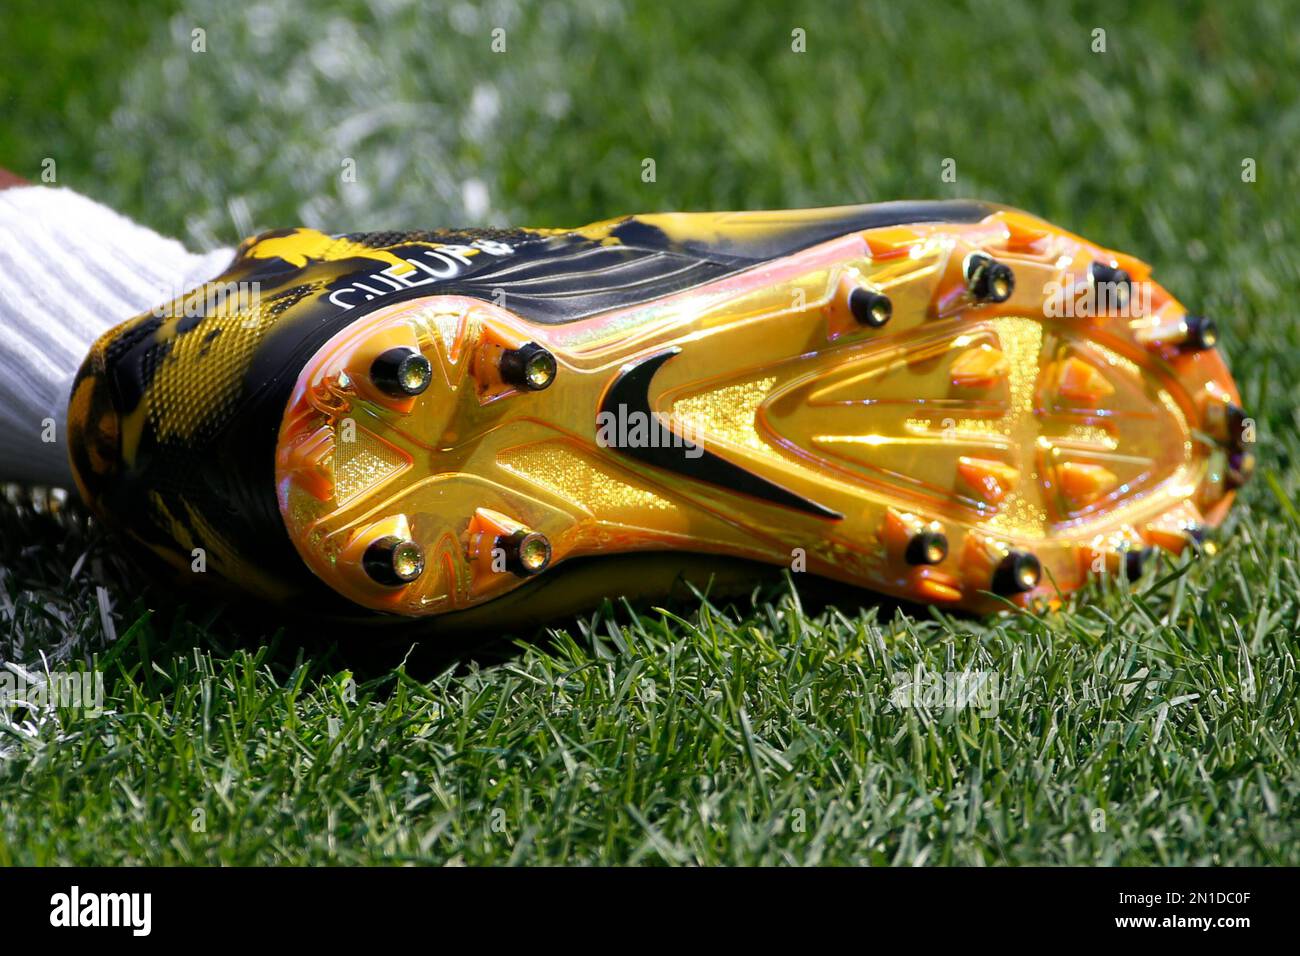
xmin=270 ymin=209 xmax=1244 ymax=616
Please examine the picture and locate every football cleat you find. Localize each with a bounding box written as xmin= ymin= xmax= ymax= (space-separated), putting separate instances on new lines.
xmin=66 ymin=201 xmax=1249 ymax=623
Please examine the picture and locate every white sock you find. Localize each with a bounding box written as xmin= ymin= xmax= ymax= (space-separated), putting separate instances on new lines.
xmin=0 ymin=187 xmax=232 ymax=488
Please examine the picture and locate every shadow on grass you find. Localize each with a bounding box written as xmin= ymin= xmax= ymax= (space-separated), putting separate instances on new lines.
xmin=132 ymin=555 xmax=925 ymax=685
xmin=2 ymin=493 xmax=929 ymax=690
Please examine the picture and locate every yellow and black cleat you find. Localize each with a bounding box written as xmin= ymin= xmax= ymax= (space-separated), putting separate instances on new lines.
xmin=66 ymin=202 xmax=1249 ymax=622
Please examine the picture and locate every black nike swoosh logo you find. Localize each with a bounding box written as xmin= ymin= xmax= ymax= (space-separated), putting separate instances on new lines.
xmin=598 ymin=349 xmax=841 ymax=520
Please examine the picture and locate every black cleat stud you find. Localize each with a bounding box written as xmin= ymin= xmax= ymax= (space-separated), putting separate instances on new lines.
xmin=363 ymin=536 xmax=426 ymax=586
xmin=965 ymin=253 xmax=1015 ymax=303
xmin=499 ymin=529 xmax=553 ymax=577
xmin=500 ymin=342 xmax=558 ymax=391
xmin=370 ymin=347 xmax=433 ymax=397
xmin=905 ymin=530 xmax=948 ymax=566
xmin=849 ymin=287 xmax=893 ymax=328
xmin=1182 ymin=315 xmax=1219 ymax=352
xmin=1088 ymin=261 xmax=1132 ymax=311
xmin=992 ymin=550 xmax=1040 ymax=595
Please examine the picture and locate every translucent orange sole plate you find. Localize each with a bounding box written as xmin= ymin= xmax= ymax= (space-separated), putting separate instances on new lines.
xmin=274 ymin=211 xmax=1247 ymax=616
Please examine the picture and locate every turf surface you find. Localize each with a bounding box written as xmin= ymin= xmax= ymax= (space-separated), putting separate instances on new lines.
xmin=1 ymin=0 xmax=1298 ymax=865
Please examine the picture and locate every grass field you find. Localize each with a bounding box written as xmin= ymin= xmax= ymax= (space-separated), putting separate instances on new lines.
xmin=1 ymin=0 xmax=1298 ymax=865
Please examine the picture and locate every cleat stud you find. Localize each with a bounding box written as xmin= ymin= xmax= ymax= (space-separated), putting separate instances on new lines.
xmin=1224 ymin=403 xmax=1248 ymax=452
xmin=1224 ymin=404 xmax=1247 ymax=452
xmin=882 ymin=509 xmax=945 ymax=564
xmin=1123 ymin=546 xmax=1154 ymax=580
xmin=363 ymin=535 xmax=426 ymax=587
xmin=1139 ymin=313 xmax=1219 ymax=353
xmin=915 ymin=575 xmax=963 ymax=603
xmin=1203 ymin=399 xmax=1248 ymax=451
xmin=1226 ymin=450 xmax=1255 ymax=489
xmin=992 ymin=550 xmax=1040 ymax=595
xmin=1183 ymin=314 xmax=1219 ymax=352
xmin=1088 ymin=261 xmax=1132 ymax=310
xmin=499 ymin=529 xmax=552 ymax=577
xmin=848 ymin=287 xmax=893 ymax=328
xmin=370 ymin=347 xmax=433 ymax=397
xmin=1183 ymin=524 xmax=1215 ymax=557
xmin=500 ymin=342 xmax=557 ymax=391
xmin=905 ymin=529 xmax=949 ymax=566
xmin=965 ymin=253 xmax=1015 ymax=303
xmin=1143 ymin=511 xmax=1207 ymax=555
